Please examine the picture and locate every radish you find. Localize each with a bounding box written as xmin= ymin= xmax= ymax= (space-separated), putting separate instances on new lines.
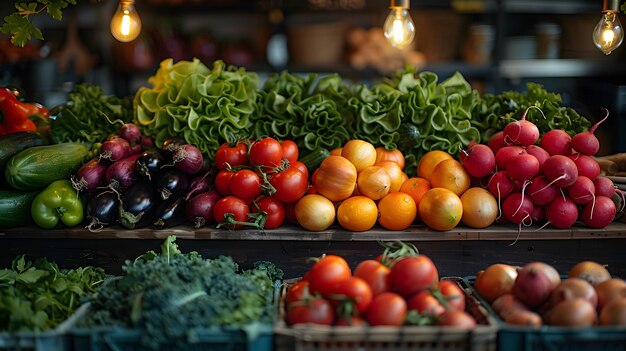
xmin=594 ymin=177 xmax=616 ymax=198
xmin=528 ymin=176 xmax=558 ymax=206
xmin=459 ymin=143 xmax=496 ymax=178
xmin=568 ymin=176 xmax=595 ymax=205
xmin=571 ymin=109 xmax=609 ymax=156
xmin=542 ymin=155 xmax=579 ymax=188
xmin=531 ymin=205 xmax=545 ymax=223
xmin=526 ymin=145 xmax=550 ymax=170
xmin=488 ymin=131 xmax=507 ymax=153
xmin=513 ymin=262 xmax=561 ymax=308
xmin=540 ymin=129 xmax=572 ymax=156
xmin=507 ymin=154 xmax=540 ymax=181
xmin=487 ymin=171 xmax=514 ymax=200
xmin=503 ymin=107 xmax=541 ymax=146
xmin=581 ymin=196 xmax=617 ymax=229
xmin=544 ymin=196 xmax=579 ymax=229
xmin=496 ymin=146 xmax=525 ymax=171
xmin=502 ymin=191 xmax=534 ymax=224
xmin=569 ymin=153 xmax=601 ymax=181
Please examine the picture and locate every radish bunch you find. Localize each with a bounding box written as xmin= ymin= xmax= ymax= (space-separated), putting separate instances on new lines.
xmin=460 ymin=108 xmax=620 ymax=231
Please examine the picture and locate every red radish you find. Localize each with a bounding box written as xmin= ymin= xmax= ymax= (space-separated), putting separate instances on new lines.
xmin=100 ymin=136 xmax=131 ymax=162
xmin=502 ymin=191 xmax=534 ymax=224
xmin=581 ymin=196 xmax=616 ymax=229
xmin=540 ymin=129 xmax=572 ymax=156
xmin=503 ymin=107 xmax=541 ymax=146
xmin=526 ymin=145 xmax=550 ymax=169
xmin=487 ymin=171 xmax=514 ymax=200
xmin=594 ymin=177 xmax=616 ymax=198
xmin=528 ymin=176 xmax=558 ymax=206
xmin=542 ymin=155 xmax=579 ymax=188
xmin=459 ymin=143 xmax=496 ymax=178
xmin=568 ymin=153 xmax=600 ymax=181
xmin=172 ymin=144 xmax=204 ymax=175
xmin=512 ymin=180 xmax=523 ymax=193
xmin=568 ymin=176 xmax=595 ymax=205
xmin=488 ymin=131 xmax=507 ymax=153
xmin=507 ymin=154 xmax=540 ymax=181
xmin=496 ymin=145 xmax=525 ymax=171
xmin=571 ymin=109 xmax=609 ymax=156
xmin=531 ymin=205 xmax=545 ymax=223
xmin=544 ymin=196 xmax=579 ymax=229
xmin=72 ymin=158 xmax=107 ymax=192
xmin=513 ymin=262 xmax=561 ymax=308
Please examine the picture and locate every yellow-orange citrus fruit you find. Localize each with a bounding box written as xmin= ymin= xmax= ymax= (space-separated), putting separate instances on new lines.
xmin=378 ymin=192 xmax=417 ymax=230
xmin=417 ymin=150 xmax=453 ymax=181
xmin=337 ymin=196 xmax=379 ymax=232
xmin=460 ymin=187 xmax=498 ymax=228
xmin=418 ymin=188 xmax=463 ymax=231
xmin=430 ymin=159 xmax=471 ymax=196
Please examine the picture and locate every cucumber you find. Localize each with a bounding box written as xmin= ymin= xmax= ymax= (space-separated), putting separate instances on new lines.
xmin=0 ymin=190 xmax=39 ymax=229
xmin=5 ymin=143 xmax=90 ymax=190
xmin=0 ymin=132 xmax=47 ymax=171
xmin=299 ymin=148 xmax=330 ymax=172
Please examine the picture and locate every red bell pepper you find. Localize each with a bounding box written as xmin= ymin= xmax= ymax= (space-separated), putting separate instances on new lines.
xmin=0 ymin=88 xmax=50 ymax=136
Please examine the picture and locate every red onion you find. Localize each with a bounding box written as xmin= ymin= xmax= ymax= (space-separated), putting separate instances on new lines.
xmin=100 ymin=136 xmax=131 ymax=162
xmin=106 ymin=153 xmax=141 ymax=189
xmin=119 ymin=123 xmax=142 ymax=146
xmin=72 ymin=158 xmax=107 ymax=192
xmin=513 ymin=262 xmax=561 ymax=308
xmin=172 ymin=144 xmax=204 ymax=175
xmin=185 ymin=170 xmax=213 ymax=201
xmin=141 ymin=136 xmax=155 ymax=150
xmin=186 ymin=191 xmax=221 ymax=228
xmin=129 ymin=144 xmax=143 ymax=155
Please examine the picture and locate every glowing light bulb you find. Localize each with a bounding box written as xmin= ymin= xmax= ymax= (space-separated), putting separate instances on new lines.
xmin=384 ymin=8 xmax=415 ymax=48
xmin=593 ymin=11 xmax=623 ymax=55
xmin=110 ymin=1 xmax=142 ymax=42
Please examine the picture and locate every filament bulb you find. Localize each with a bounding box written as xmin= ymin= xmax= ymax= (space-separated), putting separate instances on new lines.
xmin=593 ymin=11 xmax=624 ymax=55
xmin=384 ymin=8 xmax=415 ymax=48
xmin=111 ymin=1 xmax=142 ymax=42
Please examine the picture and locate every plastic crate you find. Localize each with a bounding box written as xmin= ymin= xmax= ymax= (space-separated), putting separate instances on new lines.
xmin=464 ymin=276 xmax=626 ymax=351
xmin=274 ymin=277 xmax=498 ymax=351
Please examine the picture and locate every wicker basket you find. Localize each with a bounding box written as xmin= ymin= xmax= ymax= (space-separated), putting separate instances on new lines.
xmin=274 ymin=277 xmax=497 ymax=351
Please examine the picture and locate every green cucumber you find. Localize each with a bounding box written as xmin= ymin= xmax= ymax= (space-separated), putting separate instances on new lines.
xmin=5 ymin=143 xmax=90 ymax=190
xmin=0 ymin=190 xmax=39 ymax=229
xmin=299 ymin=148 xmax=330 ymax=172
xmin=0 ymin=132 xmax=47 ymax=171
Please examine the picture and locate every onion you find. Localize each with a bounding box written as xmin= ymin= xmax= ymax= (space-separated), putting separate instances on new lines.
xmin=106 ymin=154 xmax=141 ymax=189
xmin=128 ymin=144 xmax=143 ymax=155
xmin=185 ymin=171 xmax=212 ymax=201
xmin=546 ymin=299 xmax=597 ymax=327
xmin=100 ymin=136 xmax=131 ymax=162
xmin=119 ymin=123 xmax=142 ymax=146
xmin=569 ymin=261 xmax=611 ymax=286
xmin=141 ymin=136 xmax=155 ymax=150
xmin=172 ymin=144 xmax=204 ymax=175
xmin=72 ymin=158 xmax=107 ymax=193
xmin=186 ymin=191 xmax=221 ymax=228
xmin=549 ymin=278 xmax=598 ymax=309
xmin=513 ymin=262 xmax=561 ymax=308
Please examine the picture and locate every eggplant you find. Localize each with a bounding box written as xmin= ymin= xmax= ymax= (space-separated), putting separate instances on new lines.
xmin=119 ymin=182 xmax=159 ymax=229
xmin=155 ymin=169 xmax=190 ymax=200
xmin=136 ymin=149 xmax=165 ymax=180
xmin=85 ymin=190 xmax=120 ymax=231
xmin=153 ymin=196 xmax=186 ymax=229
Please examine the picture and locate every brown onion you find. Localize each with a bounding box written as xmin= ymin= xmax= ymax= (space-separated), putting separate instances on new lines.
xmin=569 ymin=261 xmax=611 ymax=286
xmin=549 ymin=278 xmax=598 ymax=309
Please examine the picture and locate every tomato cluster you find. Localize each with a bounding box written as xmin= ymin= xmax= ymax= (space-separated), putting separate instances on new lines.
xmin=284 ymin=245 xmax=478 ymax=328
xmin=213 ymin=137 xmax=309 ymax=229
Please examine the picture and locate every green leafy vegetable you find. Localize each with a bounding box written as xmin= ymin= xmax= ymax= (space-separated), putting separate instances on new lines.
xmin=50 ymin=84 xmax=134 ymax=145
xmin=81 ymin=236 xmax=281 ymax=350
xmin=0 ymin=255 xmax=105 ymax=332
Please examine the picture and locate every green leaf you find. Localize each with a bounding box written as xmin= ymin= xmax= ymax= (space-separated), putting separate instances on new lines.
xmin=17 ymin=269 xmax=48 ymax=284
xmin=47 ymin=0 xmax=68 ymax=21
xmin=0 ymin=269 xmax=17 ymax=284
xmin=1 ymin=13 xmax=43 ymax=47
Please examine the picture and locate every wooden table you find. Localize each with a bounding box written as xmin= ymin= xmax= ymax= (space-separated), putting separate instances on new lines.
xmin=2 ymin=223 xmax=626 ymax=278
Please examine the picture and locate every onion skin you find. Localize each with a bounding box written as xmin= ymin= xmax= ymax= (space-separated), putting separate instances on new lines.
xmin=569 ymin=261 xmax=611 ymax=287
xmin=105 ymin=154 xmax=141 ymax=189
xmin=173 ymin=144 xmax=204 ymax=175
xmin=599 ymin=298 xmax=626 ymax=326
xmin=546 ymin=299 xmax=596 ymax=327
xmin=596 ymin=278 xmax=626 ymax=311
xmin=185 ymin=191 xmax=221 ymax=228
xmin=549 ymin=278 xmax=598 ymax=309
xmin=513 ymin=262 xmax=561 ymax=308
xmin=74 ymin=158 xmax=107 ymax=192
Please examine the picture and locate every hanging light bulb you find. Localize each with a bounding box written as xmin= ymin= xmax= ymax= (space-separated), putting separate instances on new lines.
xmin=110 ymin=0 xmax=142 ymax=42
xmin=592 ymin=0 xmax=624 ymax=55
xmin=383 ymin=0 xmax=415 ymax=48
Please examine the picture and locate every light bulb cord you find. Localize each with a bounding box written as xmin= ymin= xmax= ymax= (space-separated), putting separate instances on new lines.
xmin=389 ymin=0 xmax=410 ymax=10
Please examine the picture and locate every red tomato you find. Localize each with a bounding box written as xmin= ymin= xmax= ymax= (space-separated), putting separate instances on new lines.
xmin=287 ymin=297 xmax=334 ymax=326
xmin=436 ymin=310 xmax=477 ymax=329
xmin=354 ymin=260 xmax=391 ymax=296
xmin=215 ymin=170 xmax=234 ymax=196
xmin=366 ymin=292 xmax=407 ymax=326
xmin=270 ymin=168 xmax=308 ymax=203
xmin=335 ymin=315 xmax=366 ymax=326
xmin=390 ymin=256 xmax=439 ymax=297
xmin=307 ymin=255 xmax=351 ymax=296
xmin=286 ymin=280 xmax=310 ymax=304
xmin=328 ymin=276 xmax=373 ymax=315
xmin=229 ymin=169 xmax=262 ymax=202
xmin=439 ymin=280 xmax=466 ymax=311
xmin=213 ymin=196 xmax=250 ymax=229
xmin=253 ymin=196 xmax=285 ymax=229
xmin=214 ymin=142 xmax=248 ymax=171
xmin=250 ymin=137 xmax=283 ymax=168
xmin=281 ymin=140 xmax=299 ymax=163
xmin=407 ymin=291 xmax=446 ymax=316
xmin=290 ymin=160 xmax=309 ymax=179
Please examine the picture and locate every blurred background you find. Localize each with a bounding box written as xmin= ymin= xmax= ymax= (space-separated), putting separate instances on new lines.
xmin=1 ymin=0 xmax=625 ymax=149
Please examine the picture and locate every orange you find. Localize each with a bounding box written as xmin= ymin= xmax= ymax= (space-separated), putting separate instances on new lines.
xmin=418 ymin=188 xmax=463 ymax=231
xmin=357 ymin=166 xmax=391 ymax=200
xmin=342 ymin=140 xmax=377 ymax=172
xmin=417 ymin=150 xmax=453 ymax=181
xmin=430 ymin=159 xmax=471 ymax=196
xmin=400 ymin=177 xmax=431 ymax=210
xmin=377 ymin=161 xmax=405 ymax=193
xmin=337 ymin=196 xmax=379 ymax=232
xmin=378 ymin=192 xmax=417 ymax=230
xmin=460 ymin=187 xmax=498 ymax=228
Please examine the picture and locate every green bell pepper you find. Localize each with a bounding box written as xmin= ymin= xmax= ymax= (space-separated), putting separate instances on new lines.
xmin=31 ymin=180 xmax=84 ymax=229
